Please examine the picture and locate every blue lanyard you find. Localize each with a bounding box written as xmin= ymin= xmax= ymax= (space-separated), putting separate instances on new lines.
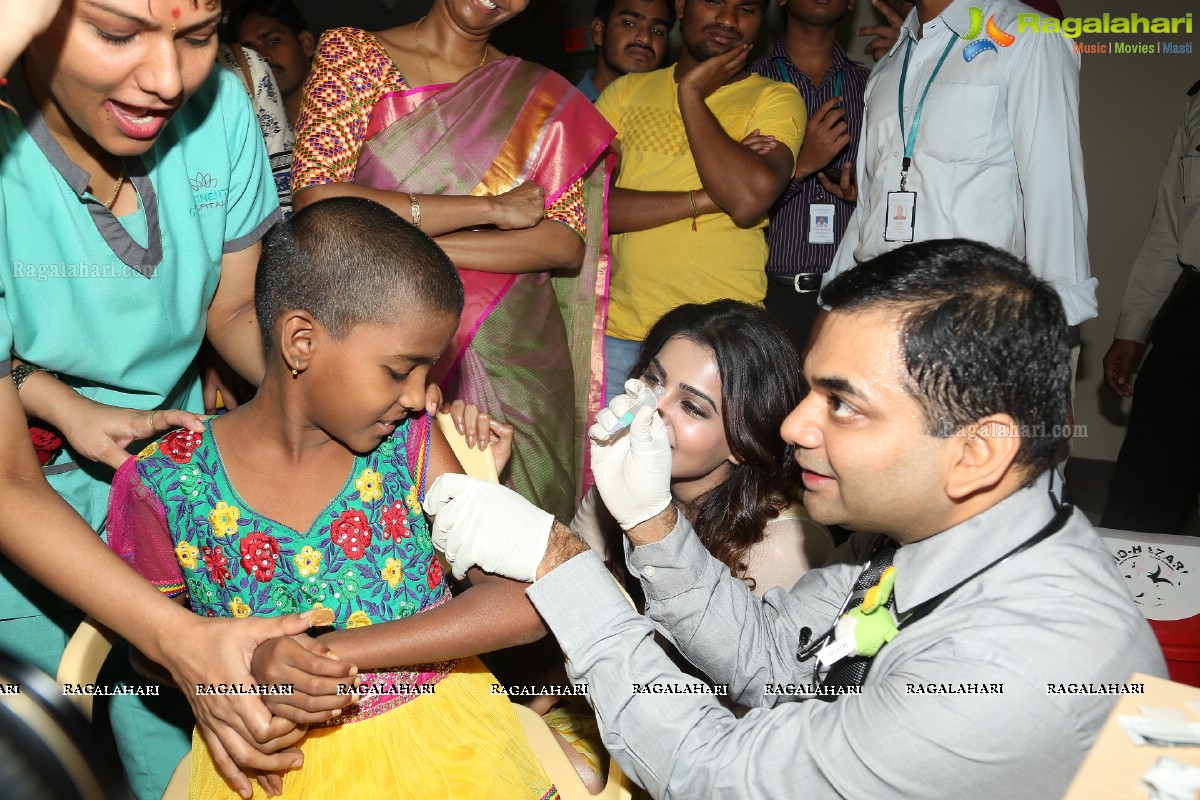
xmin=896 ymin=33 xmax=958 ymax=191
xmin=773 ymin=57 xmax=842 ymax=100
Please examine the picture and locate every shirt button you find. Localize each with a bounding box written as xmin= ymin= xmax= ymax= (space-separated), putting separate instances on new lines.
xmin=894 ymin=150 xmax=901 ymax=157
xmin=903 ymin=105 xmax=909 ymax=112
xmin=643 ymin=565 xmax=657 ymax=578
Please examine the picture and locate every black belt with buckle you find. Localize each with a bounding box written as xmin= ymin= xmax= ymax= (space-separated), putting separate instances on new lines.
xmin=768 ymin=272 xmax=823 ymax=294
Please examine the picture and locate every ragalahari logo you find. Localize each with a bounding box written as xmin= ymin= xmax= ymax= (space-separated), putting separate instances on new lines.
xmin=962 ymin=7 xmax=1015 ymax=61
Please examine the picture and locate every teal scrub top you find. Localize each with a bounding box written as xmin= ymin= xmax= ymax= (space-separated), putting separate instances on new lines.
xmin=0 ymin=66 xmax=281 ymax=527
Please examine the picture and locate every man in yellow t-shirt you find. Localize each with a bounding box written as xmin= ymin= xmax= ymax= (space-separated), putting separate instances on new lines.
xmin=597 ymin=0 xmax=806 ymax=401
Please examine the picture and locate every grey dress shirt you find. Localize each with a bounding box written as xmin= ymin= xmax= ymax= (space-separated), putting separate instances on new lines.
xmin=1114 ymin=85 xmax=1200 ymax=343
xmin=527 ymin=472 xmax=1166 ymax=799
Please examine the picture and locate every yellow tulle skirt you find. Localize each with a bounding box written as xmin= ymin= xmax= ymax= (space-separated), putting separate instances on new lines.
xmin=189 ymin=656 xmax=556 ymax=799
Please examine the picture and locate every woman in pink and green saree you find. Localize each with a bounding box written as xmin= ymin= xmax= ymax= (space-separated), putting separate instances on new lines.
xmin=292 ymin=2 xmax=613 ymax=521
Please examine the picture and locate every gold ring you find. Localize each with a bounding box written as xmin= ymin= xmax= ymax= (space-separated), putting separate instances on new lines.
xmin=148 ymin=411 xmax=157 ymax=428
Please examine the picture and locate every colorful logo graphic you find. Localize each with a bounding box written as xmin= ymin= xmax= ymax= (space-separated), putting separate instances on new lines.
xmin=962 ymin=7 xmax=1015 ymax=61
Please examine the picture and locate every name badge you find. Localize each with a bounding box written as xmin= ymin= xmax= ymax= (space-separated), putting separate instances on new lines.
xmin=884 ymin=191 xmax=917 ymax=242
xmin=809 ymin=203 xmax=836 ymax=245
xmin=817 ymin=637 xmax=856 ymax=668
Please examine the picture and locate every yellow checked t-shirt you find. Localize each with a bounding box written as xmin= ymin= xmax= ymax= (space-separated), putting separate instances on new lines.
xmin=598 ymin=67 xmax=804 ymax=341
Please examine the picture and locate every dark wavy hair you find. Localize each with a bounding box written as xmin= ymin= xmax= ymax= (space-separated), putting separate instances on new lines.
xmin=626 ymin=300 xmax=805 ymax=588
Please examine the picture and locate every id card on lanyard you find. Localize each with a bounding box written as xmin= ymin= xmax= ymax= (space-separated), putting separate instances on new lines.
xmin=775 ymin=59 xmax=843 ymax=245
xmin=886 ymin=33 xmax=959 ymax=243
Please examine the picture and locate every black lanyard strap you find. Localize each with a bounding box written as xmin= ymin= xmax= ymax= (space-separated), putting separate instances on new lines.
xmin=897 ymin=502 xmax=1074 ymax=632
xmin=796 ymin=499 xmax=1073 ymax=667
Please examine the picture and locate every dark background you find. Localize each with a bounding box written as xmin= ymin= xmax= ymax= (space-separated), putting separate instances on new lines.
xmin=286 ymin=0 xmax=802 ymax=83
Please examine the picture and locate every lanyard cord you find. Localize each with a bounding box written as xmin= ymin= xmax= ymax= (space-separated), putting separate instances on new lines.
xmin=774 ymin=58 xmax=844 ymax=203
xmin=895 ymin=502 xmax=1073 ymax=632
xmin=797 ymin=496 xmax=1074 ymax=663
xmin=773 ymin=57 xmax=843 ymax=101
xmin=896 ymin=33 xmax=958 ymax=191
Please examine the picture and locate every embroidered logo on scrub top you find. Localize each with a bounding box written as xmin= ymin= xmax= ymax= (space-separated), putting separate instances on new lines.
xmin=190 ymin=172 xmax=229 ymax=217
xmin=962 ymin=8 xmax=1015 ymax=61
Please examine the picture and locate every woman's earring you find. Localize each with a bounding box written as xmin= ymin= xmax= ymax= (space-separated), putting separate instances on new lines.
xmin=291 ymin=366 xmax=299 ymax=378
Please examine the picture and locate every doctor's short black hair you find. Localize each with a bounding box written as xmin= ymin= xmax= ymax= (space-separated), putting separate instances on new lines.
xmin=820 ymin=238 xmax=1071 ymax=481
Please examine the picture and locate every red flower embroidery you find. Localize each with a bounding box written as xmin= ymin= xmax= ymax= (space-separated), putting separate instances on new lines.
xmin=161 ymin=429 xmax=203 ymax=464
xmin=201 ymin=546 xmax=232 ymax=587
xmin=427 ymin=555 xmax=443 ymax=590
xmin=380 ymin=500 xmax=410 ymax=540
xmin=239 ymin=533 xmax=280 ymax=582
xmin=331 ymin=510 xmax=372 ymax=560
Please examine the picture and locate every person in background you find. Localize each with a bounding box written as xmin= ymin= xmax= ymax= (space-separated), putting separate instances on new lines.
xmin=750 ymin=0 xmax=869 ymax=350
xmin=857 ymin=0 xmax=1063 ymax=61
xmin=575 ymin=300 xmax=833 ymax=596
xmin=290 ymin=0 xmax=614 ymax=522
xmin=577 ymin=0 xmax=674 ymax=102
xmin=218 ymin=43 xmax=295 ymax=215
xmin=226 ymin=0 xmax=315 ymax=129
xmin=599 ymin=0 xmax=805 ymax=403
xmin=1100 ymin=80 xmax=1200 ymax=535
xmin=208 ymin=5 xmax=310 ymax=413
xmin=824 ymin=0 xmax=1094 ymax=342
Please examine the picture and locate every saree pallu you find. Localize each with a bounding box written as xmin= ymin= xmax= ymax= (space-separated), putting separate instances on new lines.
xmin=354 ymin=58 xmax=614 ymax=519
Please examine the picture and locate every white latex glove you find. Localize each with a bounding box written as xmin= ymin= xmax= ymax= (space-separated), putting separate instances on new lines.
xmin=423 ymin=474 xmax=553 ymax=582
xmin=588 ymin=379 xmax=673 ymax=531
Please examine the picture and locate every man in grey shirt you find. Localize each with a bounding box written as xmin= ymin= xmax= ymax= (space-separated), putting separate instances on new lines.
xmin=426 ymin=239 xmax=1166 ymax=799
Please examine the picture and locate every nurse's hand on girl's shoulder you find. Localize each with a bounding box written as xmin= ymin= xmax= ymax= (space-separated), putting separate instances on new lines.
xmin=250 ymin=634 xmax=361 ymax=725
xmin=57 ymin=397 xmax=204 ymax=469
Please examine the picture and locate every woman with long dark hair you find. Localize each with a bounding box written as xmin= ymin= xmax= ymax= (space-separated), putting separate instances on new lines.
xmin=574 ymin=299 xmax=833 ymax=596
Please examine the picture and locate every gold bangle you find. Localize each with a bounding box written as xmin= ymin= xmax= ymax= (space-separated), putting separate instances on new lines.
xmin=409 ymin=193 xmax=422 ymax=229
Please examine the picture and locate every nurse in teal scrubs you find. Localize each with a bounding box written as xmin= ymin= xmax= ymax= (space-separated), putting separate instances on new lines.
xmin=0 ymin=1 xmax=295 ymax=796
